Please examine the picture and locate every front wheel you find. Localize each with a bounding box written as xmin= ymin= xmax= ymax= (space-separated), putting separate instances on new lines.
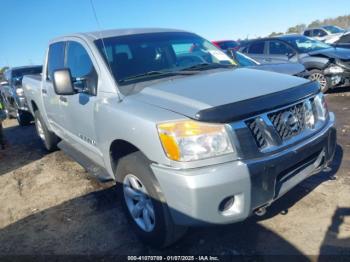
xmin=309 ymin=69 xmax=330 ymax=93
xmin=34 ymin=111 xmax=59 ymax=151
xmin=116 ymin=151 xmax=187 ymax=248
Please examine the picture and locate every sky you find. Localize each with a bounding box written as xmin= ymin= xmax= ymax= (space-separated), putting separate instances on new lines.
xmin=0 ymin=0 xmax=349 ymax=67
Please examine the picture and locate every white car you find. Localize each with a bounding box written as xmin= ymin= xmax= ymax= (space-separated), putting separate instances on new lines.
xmin=303 ymin=25 xmax=347 ymax=44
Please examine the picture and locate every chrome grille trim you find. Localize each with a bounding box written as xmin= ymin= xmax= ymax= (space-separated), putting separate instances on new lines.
xmin=243 ymin=96 xmax=321 ymax=151
xmin=268 ymin=102 xmax=305 ymax=140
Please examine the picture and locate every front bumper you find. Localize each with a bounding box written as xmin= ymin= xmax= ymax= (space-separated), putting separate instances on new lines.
xmin=152 ymin=113 xmax=336 ymax=226
xmin=325 ymin=68 xmax=350 ymax=88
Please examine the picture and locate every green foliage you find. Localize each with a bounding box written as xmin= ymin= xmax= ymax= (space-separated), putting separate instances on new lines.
xmin=286 ymin=24 xmax=306 ymax=34
xmin=307 ymin=15 xmax=350 ymax=29
xmin=268 ymin=32 xmax=284 ymax=37
xmin=263 ymin=14 xmax=350 ymax=38
xmin=0 ymin=67 xmax=9 ymax=74
xmin=0 ymin=67 xmax=9 ymax=81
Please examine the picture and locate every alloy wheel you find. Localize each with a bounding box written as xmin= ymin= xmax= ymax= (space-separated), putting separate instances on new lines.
xmin=123 ymin=174 xmax=156 ymax=232
xmin=309 ymin=72 xmax=327 ymax=92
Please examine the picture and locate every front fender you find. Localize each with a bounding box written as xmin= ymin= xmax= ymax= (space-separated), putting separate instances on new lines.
xmin=94 ymin=95 xmax=186 ymax=177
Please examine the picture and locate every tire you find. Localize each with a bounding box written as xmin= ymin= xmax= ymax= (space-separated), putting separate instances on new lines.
xmin=17 ymin=110 xmax=33 ymax=126
xmin=34 ymin=110 xmax=59 ymax=151
xmin=308 ymin=69 xmax=330 ymax=93
xmin=116 ymin=151 xmax=187 ymax=248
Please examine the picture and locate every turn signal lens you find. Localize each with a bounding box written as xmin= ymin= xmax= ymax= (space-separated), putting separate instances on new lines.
xmin=157 ymin=120 xmax=233 ymax=162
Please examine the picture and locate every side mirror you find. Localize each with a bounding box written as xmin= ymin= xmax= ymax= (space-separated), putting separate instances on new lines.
xmin=53 ymin=69 xmax=76 ymax=95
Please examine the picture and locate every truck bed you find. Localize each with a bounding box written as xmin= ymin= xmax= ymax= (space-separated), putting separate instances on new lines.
xmin=22 ymin=74 xmax=43 ymax=115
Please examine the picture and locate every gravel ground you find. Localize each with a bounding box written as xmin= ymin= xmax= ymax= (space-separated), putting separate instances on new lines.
xmin=0 ymin=89 xmax=349 ymax=257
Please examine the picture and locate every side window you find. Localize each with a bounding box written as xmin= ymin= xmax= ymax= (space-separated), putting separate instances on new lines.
xmin=304 ymin=30 xmax=311 ymax=37
xmin=47 ymin=42 xmax=65 ymax=81
xmin=66 ymin=41 xmax=98 ymax=95
xmin=319 ymin=30 xmax=327 ymax=37
xmin=313 ymin=29 xmax=326 ymax=37
xmin=248 ymin=42 xmax=265 ymax=54
xmin=269 ymin=41 xmax=292 ymax=55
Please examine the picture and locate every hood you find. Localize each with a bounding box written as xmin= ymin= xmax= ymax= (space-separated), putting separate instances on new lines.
xmin=308 ymin=47 xmax=350 ymax=60
xmin=248 ymin=63 xmax=306 ymax=76
xmin=132 ymin=68 xmax=309 ymax=119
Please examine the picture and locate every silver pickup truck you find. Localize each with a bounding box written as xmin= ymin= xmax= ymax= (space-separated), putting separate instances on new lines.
xmin=23 ymin=28 xmax=336 ymax=247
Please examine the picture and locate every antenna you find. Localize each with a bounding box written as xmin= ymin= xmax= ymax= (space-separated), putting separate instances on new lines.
xmin=89 ymin=0 xmax=114 ymax=77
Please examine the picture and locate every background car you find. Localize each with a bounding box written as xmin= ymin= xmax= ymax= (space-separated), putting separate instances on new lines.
xmin=303 ymin=25 xmax=347 ymax=44
xmin=212 ymin=40 xmax=240 ymax=51
xmin=227 ymin=50 xmax=309 ymax=78
xmin=0 ymin=65 xmax=42 ymax=125
xmin=240 ymin=35 xmax=350 ymax=92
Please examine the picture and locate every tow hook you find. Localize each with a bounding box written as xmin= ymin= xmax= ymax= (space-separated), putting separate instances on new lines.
xmin=255 ymin=205 xmax=268 ymax=216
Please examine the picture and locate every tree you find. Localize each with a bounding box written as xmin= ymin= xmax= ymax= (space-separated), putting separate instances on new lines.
xmin=0 ymin=67 xmax=9 ymax=81
xmin=306 ymin=15 xmax=350 ymax=29
xmin=268 ymin=32 xmax=283 ymax=37
xmin=286 ymin=24 xmax=306 ymax=34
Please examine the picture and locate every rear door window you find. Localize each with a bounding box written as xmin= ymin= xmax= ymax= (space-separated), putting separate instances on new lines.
xmin=47 ymin=42 xmax=65 ymax=81
xmin=248 ymin=41 xmax=265 ymax=54
xmin=269 ymin=41 xmax=293 ymax=55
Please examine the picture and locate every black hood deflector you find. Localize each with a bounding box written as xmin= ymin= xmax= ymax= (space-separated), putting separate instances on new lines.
xmin=194 ymin=81 xmax=320 ymax=123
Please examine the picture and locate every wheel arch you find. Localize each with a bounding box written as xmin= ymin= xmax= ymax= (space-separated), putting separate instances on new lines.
xmin=31 ymin=100 xmax=39 ymax=112
xmin=109 ymin=139 xmax=144 ymax=178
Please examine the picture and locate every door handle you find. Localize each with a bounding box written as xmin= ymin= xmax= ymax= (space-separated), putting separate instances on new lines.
xmin=59 ymin=96 xmax=67 ymax=103
xmin=42 ymin=89 xmax=47 ymax=94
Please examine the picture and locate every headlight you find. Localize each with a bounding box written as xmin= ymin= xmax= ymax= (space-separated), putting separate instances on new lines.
xmin=303 ymin=99 xmax=315 ymax=129
xmin=324 ymin=65 xmax=344 ymax=75
xmin=16 ymin=88 xmax=24 ymax=97
xmin=314 ymin=93 xmax=329 ymax=120
xmin=157 ymin=120 xmax=233 ymax=161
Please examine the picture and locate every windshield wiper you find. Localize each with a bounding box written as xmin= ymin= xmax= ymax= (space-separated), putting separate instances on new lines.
xmin=180 ymin=63 xmax=235 ymax=71
xmin=119 ymin=70 xmax=198 ymax=83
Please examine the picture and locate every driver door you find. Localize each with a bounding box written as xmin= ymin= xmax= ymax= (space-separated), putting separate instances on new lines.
xmin=59 ymin=40 xmax=102 ymax=163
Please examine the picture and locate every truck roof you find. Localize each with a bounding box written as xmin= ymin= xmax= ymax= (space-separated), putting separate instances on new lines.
xmin=8 ymin=65 xmax=42 ymax=71
xmin=50 ymin=28 xmax=187 ymax=43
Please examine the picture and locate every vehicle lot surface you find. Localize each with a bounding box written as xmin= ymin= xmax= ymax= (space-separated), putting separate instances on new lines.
xmin=0 ymin=89 xmax=349 ymax=257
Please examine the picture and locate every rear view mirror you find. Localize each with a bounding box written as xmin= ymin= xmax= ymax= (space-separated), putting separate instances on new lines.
xmin=53 ymin=69 xmax=75 ymax=95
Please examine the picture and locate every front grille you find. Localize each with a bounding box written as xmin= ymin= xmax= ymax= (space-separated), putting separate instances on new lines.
xmin=246 ymin=118 xmax=267 ymax=149
xmin=268 ymin=102 xmax=305 ymax=140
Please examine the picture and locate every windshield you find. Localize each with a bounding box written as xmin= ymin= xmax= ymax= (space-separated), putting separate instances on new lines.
xmin=233 ymin=51 xmax=259 ymax=66
xmin=12 ymin=66 xmax=42 ymax=79
xmin=284 ymin=36 xmax=331 ymax=53
xmin=95 ymin=32 xmax=234 ymax=86
xmin=323 ymin=25 xmax=345 ymax=34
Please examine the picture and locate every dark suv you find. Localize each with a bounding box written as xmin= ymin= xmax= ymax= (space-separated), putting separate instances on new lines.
xmin=0 ymin=65 xmax=42 ymax=125
xmin=240 ymin=35 xmax=350 ymax=92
